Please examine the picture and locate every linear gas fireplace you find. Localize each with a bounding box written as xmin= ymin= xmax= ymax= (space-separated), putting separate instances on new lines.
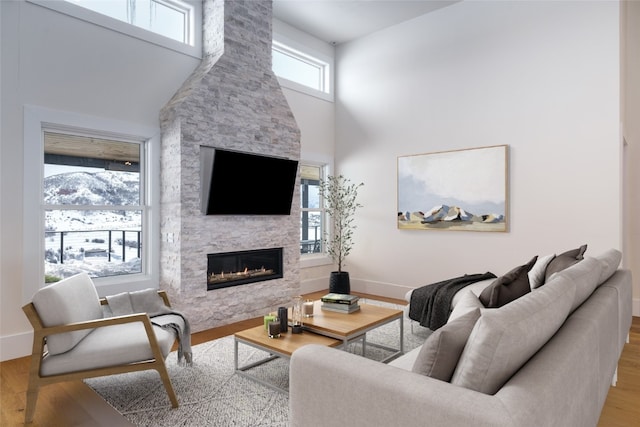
xmin=207 ymin=248 xmax=283 ymax=290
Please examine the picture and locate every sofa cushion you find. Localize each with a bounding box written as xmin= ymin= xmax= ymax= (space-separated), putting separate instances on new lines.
xmin=549 ymin=257 xmax=603 ymax=312
xmin=32 ymin=273 xmax=103 ymax=356
xmin=447 ymin=289 xmax=486 ymax=322
xmin=528 ymin=254 xmax=556 ymax=289
xmin=543 ymin=244 xmax=587 ymax=282
xmin=595 ymin=248 xmax=622 ymax=284
xmin=412 ymin=309 xmax=481 ymax=382
xmin=451 ymin=272 xmax=576 ymax=394
xmin=479 ymin=256 xmax=537 ymax=308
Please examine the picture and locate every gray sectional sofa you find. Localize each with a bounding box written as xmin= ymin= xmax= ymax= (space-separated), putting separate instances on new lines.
xmin=289 ymin=249 xmax=632 ymax=427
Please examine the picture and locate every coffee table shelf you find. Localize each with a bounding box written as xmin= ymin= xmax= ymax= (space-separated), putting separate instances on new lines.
xmin=300 ymin=300 xmax=404 ymax=363
xmin=234 ymin=325 xmax=341 ymax=393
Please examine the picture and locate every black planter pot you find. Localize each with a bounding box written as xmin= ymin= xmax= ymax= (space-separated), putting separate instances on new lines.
xmin=329 ymin=271 xmax=350 ymax=294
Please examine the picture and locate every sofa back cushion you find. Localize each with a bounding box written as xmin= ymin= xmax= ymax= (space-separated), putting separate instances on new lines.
xmin=32 ymin=273 xmax=103 ymax=355
xmin=451 ymin=273 xmax=576 ymax=394
xmin=549 ymin=257 xmax=603 ymax=313
xmin=411 ymin=308 xmax=481 ymax=382
xmin=595 ymin=248 xmax=622 ymax=284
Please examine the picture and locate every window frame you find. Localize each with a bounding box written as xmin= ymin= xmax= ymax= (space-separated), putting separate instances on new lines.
xmin=23 ymin=105 xmax=161 ymax=303
xmin=272 ymin=36 xmax=334 ymax=102
xmin=299 ymin=160 xmax=333 ymax=268
xmin=27 ymin=0 xmax=202 ymax=59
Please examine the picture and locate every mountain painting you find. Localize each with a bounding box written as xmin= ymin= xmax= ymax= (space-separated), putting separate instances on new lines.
xmin=397 ymin=145 xmax=508 ymax=232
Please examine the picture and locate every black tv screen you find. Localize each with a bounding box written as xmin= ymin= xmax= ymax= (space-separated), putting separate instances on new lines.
xmin=201 ymin=148 xmax=298 ymax=215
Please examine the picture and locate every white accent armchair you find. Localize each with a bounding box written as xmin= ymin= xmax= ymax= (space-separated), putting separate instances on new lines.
xmin=22 ymin=273 xmax=179 ymax=424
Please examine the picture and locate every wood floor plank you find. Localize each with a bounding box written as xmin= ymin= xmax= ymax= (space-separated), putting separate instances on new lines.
xmin=2 ymin=292 xmax=638 ymax=426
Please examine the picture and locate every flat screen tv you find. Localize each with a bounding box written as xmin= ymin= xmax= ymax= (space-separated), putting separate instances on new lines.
xmin=200 ymin=147 xmax=299 ymax=215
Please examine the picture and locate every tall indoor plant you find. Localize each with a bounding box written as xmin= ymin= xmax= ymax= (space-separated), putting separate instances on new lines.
xmin=319 ymin=175 xmax=364 ymax=294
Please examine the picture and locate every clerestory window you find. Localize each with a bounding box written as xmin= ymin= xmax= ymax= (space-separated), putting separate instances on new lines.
xmin=27 ymin=0 xmax=201 ymax=57
xmin=63 ymin=0 xmax=195 ymax=45
xmin=272 ymin=40 xmax=334 ymax=102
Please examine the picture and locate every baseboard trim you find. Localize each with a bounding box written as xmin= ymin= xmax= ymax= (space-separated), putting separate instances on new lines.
xmin=1 ymin=331 xmax=32 ymax=362
xmin=633 ymin=297 xmax=640 ymax=317
xmin=350 ymin=278 xmax=413 ymax=301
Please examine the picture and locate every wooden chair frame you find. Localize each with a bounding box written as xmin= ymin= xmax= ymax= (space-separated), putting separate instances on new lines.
xmin=22 ymin=290 xmax=179 ymax=424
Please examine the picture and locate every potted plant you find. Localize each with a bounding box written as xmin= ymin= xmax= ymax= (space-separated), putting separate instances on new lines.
xmin=319 ymin=175 xmax=364 ymax=294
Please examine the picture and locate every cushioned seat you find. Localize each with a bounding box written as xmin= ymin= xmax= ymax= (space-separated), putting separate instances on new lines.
xmin=22 ymin=273 xmax=180 ymax=424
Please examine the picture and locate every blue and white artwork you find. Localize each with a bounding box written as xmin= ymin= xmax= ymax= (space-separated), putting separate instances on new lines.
xmin=397 ymin=145 xmax=508 ymax=232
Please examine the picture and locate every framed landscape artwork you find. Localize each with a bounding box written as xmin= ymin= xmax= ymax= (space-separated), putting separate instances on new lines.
xmin=397 ymin=145 xmax=508 ymax=232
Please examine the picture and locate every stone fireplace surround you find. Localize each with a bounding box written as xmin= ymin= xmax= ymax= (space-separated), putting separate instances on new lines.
xmin=159 ymin=0 xmax=301 ymax=333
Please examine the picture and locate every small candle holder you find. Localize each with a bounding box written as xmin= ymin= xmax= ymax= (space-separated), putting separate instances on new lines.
xmin=268 ymin=319 xmax=281 ymax=338
xmin=292 ymin=296 xmax=303 ymax=334
xmin=303 ymin=299 xmax=314 ymax=318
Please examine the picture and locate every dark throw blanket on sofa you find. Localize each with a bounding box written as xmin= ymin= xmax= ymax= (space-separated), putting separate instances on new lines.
xmin=409 ymin=272 xmax=497 ymax=330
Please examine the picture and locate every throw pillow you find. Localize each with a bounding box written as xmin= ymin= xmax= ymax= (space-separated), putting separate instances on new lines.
xmin=411 ymin=308 xmax=481 ymax=382
xmin=528 ymin=253 xmax=556 ymax=289
xmin=448 ymin=289 xmax=485 ymax=322
xmin=479 ymin=256 xmax=537 ymax=308
xmin=543 ymin=244 xmax=587 ymax=282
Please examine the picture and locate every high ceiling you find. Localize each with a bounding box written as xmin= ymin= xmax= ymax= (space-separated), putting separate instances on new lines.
xmin=272 ymin=0 xmax=459 ymax=45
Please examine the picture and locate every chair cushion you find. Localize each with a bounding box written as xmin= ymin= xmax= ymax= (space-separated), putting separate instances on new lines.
xmin=479 ymin=256 xmax=537 ymax=308
xmin=411 ymin=308 xmax=481 ymax=382
xmin=39 ymin=322 xmax=176 ymax=376
xmin=32 ymin=273 xmax=103 ymax=355
xmin=451 ymin=273 xmax=576 ymax=394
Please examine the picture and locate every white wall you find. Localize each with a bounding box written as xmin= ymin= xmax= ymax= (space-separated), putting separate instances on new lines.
xmin=0 ymin=0 xmax=200 ymax=361
xmin=334 ymin=1 xmax=624 ymax=300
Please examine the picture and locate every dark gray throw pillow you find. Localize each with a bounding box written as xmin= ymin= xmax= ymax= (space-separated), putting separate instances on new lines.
xmin=411 ymin=308 xmax=481 ymax=382
xmin=543 ymin=244 xmax=587 ymax=282
xmin=479 ymin=256 xmax=537 ymax=308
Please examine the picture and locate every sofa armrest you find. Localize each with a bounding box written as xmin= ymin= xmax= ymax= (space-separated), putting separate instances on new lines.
xmin=289 ymin=345 xmax=510 ymax=427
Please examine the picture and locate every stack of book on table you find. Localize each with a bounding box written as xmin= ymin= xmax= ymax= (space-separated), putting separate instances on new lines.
xmin=321 ymin=293 xmax=360 ymax=313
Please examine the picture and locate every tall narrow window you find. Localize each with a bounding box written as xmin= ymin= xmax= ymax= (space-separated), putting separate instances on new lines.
xmin=43 ymin=131 xmax=145 ymax=282
xmin=300 ymin=164 xmax=326 ymax=255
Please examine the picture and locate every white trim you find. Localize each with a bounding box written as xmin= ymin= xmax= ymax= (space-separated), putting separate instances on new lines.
xmin=26 ymin=0 xmax=202 ymax=59
xmin=0 ymin=331 xmax=33 ymax=362
xmin=23 ymin=105 xmax=160 ymax=305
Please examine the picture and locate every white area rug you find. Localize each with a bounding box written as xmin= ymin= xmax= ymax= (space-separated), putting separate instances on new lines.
xmin=85 ymin=300 xmax=430 ymax=427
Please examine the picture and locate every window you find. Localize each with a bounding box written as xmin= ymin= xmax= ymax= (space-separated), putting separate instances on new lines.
xmin=64 ymin=0 xmax=194 ymax=45
xmin=23 ymin=106 xmax=160 ymax=303
xmin=43 ymin=131 xmax=145 ymax=282
xmin=300 ymin=164 xmax=326 ymax=256
xmin=27 ymin=0 xmax=201 ymax=58
xmin=272 ymin=40 xmax=334 ymax=102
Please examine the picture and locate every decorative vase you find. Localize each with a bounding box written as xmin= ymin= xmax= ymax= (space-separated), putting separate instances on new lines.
xmin=329 ymin=271 xmax=350 ymax=294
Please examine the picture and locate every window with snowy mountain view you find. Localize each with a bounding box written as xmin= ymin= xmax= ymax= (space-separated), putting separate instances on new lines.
xmin=44 ymin=131 xmax=145 ymax=283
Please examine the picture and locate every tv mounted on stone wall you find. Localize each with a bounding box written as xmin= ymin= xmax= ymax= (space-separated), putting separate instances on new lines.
xmin=200 ymin=147 xmax=298 ymax=215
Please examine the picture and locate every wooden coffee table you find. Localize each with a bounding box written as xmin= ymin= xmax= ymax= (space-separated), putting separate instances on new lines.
xmin=234 ymin=325 xmax=341 ymax=393
xmin=299 ymin=300 xmax=404 ymax=363
xmin=234 ymin=300 xmax=404 ymax=393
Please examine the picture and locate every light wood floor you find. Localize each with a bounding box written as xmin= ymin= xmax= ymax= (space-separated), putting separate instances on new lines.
xmin=2 ymin=292 xmax=639 ymax=426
